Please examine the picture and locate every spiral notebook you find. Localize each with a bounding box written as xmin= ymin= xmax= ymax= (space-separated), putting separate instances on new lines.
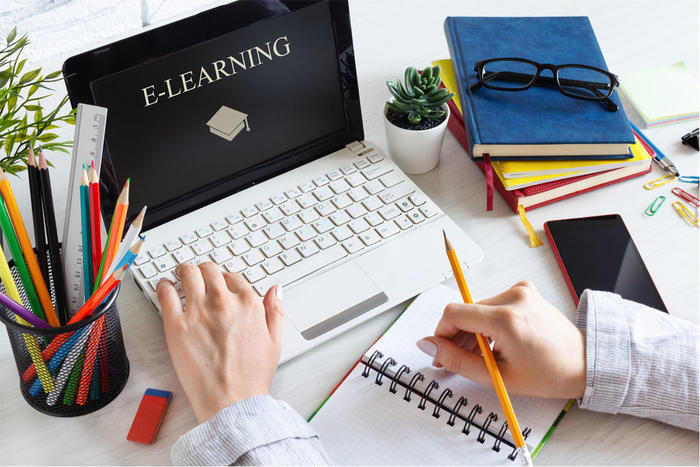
xmin=309 ymin=285 xmax=570 ymax=465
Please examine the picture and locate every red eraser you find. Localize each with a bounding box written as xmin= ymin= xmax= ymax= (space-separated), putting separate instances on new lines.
xmin=127 ymin=388 xmax=172 ymax=444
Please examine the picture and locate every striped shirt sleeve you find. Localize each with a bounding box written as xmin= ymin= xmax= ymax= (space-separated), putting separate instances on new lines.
xmin=576 ymin=289 xmax=699 ymax=431
xmin=171 ymin=394 xmax=331 ymax=465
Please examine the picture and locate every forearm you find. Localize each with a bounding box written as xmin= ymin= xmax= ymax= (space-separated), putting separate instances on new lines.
xmin=576 ymin=290 xmax=699 ymax=431
xmin=171 ymin=395 xmax=331 ymax=465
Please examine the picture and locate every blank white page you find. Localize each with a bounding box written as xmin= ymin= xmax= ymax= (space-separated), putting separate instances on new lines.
xmin=309 ymin=285 xmax=569 ymax=464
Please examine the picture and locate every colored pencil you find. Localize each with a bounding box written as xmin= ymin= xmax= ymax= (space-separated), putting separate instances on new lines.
xmin=80 ymin=168 xmax=93 ymax=298
xmin=57 ymin=265 xmax=126 ymax=398
xmin=0 ymin=168 xmax=59 ymax=326
xmin=70 ymin=265 xmax=126 ymax=324
xmin=109 ymin=237 xmax=145 ymax=277
xmin=47 ymin=327 xmax=91 ymax=406
xmin=88 ymin=163 xmax=102 ymax=282
xmin=22 ymin=264 xmax=131 ymax=384
xmin=0 ymin=291 xmax=51 ymax=329
xmin=107 ymin=205 xmax=146 ymax=277
xmin=63 ymin=345 xmax=88 ymax=405
xmin=0 ymin=246 xmax=54 ymax=393
xmin=28 ymin=326 xmax=88 ymax=395
xmin=442 ymin=231 xmax=533 ymax=466
xmin=0 ymin=198 xmax=46 ymax=321
xmin=37 ymin=150 xmax=68 ymax=325
xmin=77 ymin=317 xmax=104 ymax=404
xmin=26 ymin=147 xmax=50 ymax=286
xmin=94 ymin=179 xmax=129 ymax=289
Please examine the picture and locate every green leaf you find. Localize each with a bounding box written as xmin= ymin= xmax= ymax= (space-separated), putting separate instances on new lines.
xmin=6 ymin=27 xmax=16 ymax=44
xmin=19 ymin=68 xmax=40 ymax=85
xmin=34 ymin=107 xmax=43 ymax=123
xmin=403 ymin=68 xmax=415 ymax=97
xmin=423 ymin=66 xmax=433 ymax=81
xmin=15 ymin=58 xmax=26 ymax=75
xmin=45 ymin=70 xmax=62 ymax=80
xmin=0 ymin=68 xmax=12 ymax=81
xmin=37 ymin=132 xmax=58 ymax=142
xmin=27 ymin=84 xmax=38 ymax=97
xmin=408 ymin=110 xmax=421 ymax=124
xmin=4 ymin=134 xmax=15 ymax=156
xmin=17 ymin=116 xmax=27 ymax=141
xmin=64 ymin=115 xmax=75 ymax=125
xmin=25 ymin=104 xmax=41 ymax=111
xmin=7 ymin=93 xmax=17 ymax=110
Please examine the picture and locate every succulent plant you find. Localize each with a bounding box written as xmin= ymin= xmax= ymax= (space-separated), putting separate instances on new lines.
xmin=386 ymin=66 xmax=454 ymax=125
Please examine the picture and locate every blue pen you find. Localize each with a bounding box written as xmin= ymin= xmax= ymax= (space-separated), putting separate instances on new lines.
xmin=630 ymin=122 xmax=680 ymax=177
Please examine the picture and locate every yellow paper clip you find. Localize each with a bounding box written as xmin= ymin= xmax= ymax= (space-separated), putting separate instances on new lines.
xmin=672 ymin=201 xmax=699 ymax=227
xmin=643 ymin=174 xmax=675 ymax=190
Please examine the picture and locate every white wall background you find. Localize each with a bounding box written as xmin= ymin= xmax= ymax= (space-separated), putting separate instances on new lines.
xmin=0 ymin=0 xmax=227 ymax=62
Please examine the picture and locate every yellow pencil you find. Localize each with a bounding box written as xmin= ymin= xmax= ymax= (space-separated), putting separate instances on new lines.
xmin=443 ymin=230 xmax=533 ymax=466
xmin=0 ymin=247 xmax=54 ymax=393
xmin=0 ymin=168 xmax=60 ymax=326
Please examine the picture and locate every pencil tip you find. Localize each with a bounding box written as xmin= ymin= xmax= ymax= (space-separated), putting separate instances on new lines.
xmin=27 ymin=147 xmax=35 ymax=166
xmin=443 ymin=230 xmax=453 ymax=251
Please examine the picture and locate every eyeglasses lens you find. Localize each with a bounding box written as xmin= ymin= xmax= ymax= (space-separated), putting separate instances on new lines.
xmin=481 ymin=60 xmax=538 ymax=89
xmin=557 ymin=66 xmax=613 ymax=99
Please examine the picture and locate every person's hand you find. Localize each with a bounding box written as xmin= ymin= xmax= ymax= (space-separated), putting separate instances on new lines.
xmin=417 ymin=281 xmax=585 ymax=399
xmin=157 ymin=262 xmax=284 ymax=423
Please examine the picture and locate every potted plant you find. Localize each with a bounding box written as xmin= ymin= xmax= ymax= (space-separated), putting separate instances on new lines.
xmin=384 ymin=65 xmax=454 ymax=174
xmin=0 ymin=27 xmax=75 ymax=175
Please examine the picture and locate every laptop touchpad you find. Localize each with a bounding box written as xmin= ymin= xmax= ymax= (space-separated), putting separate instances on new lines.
xmin=284 ymin=262 xmax=387 ymax=340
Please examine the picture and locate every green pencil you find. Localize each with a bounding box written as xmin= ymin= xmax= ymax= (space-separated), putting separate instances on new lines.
xmin=0 ymin=199 xmax=46 ymax=320
xmin=531 ymin=399 xmax=575 ymax=458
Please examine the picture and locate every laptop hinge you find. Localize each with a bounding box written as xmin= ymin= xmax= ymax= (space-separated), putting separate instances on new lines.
xmin=345 ymin=140 xmax=365 ymax=153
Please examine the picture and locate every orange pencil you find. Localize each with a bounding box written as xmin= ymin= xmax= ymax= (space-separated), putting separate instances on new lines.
xmin=93 ymin=179 xmax=129 ymax=289
xmin=22 ymin=266 xmax=127 ymax=388
xmin=443 ymin=231 xmax=533 ymax=466
xmin=0 ymin=168 xmax=60 ymax=327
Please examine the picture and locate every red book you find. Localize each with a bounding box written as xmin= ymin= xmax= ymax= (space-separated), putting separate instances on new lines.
xmin=445 ymin=98 xmax=653 ymax=213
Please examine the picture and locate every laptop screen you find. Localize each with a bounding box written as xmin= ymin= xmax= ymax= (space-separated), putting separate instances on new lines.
xmin=68 ymin=1 xmax=361 ymax=230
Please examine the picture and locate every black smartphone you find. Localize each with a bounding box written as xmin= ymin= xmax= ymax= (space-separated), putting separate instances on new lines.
xmin=544 ymin=214 xmax=668 ymax=312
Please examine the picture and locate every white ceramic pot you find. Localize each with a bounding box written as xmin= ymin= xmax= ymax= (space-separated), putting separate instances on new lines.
xmin=383 ymin=102 xmax=449 ymax=175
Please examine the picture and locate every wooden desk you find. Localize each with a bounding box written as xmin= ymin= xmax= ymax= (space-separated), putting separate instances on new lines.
xmin=1 ymin=0 xmax=697 ymax=464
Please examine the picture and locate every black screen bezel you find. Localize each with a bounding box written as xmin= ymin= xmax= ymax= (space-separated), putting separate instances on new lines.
xmin=545 ymin=214 xmax=668 ymax=313
xmin=62 ymin=0 xmax=362 ymax=230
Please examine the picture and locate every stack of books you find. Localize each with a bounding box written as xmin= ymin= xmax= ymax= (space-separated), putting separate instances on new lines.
xmin=440 ymin=16 xmax=652 ymax=212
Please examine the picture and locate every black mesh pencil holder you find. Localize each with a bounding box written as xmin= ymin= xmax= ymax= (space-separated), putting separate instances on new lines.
xmin=0 ymin=257 xmax=130 ymax=417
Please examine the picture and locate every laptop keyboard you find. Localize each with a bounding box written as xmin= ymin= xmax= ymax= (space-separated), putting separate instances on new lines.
xmin=132 ymin=151 xmax=440 ymax=305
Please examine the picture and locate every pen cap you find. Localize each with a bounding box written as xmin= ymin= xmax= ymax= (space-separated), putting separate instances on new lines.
xmin=0 ymin=244 xmax=130 ymax=417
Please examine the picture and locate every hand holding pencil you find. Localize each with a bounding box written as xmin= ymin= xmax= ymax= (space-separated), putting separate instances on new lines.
xmin=417 ymin=233 xmax=587 ymax=464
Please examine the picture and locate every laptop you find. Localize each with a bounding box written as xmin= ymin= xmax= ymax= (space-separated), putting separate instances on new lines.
xmin=63 ymin=0 xmax=483 ymax=363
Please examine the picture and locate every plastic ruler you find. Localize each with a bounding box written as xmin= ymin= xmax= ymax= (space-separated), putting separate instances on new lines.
xmin=61 ymin=104 xmax=107 ymax=317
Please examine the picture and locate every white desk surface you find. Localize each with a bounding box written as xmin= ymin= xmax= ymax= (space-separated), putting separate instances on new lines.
xmin=1 ymin=0 xmax=698 ymax=464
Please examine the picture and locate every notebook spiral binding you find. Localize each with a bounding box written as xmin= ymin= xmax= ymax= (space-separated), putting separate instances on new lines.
xmin=362 ymin=350 xmax=531 ymax=462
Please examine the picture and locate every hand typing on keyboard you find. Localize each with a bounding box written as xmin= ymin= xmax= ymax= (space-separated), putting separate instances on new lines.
xmin=157 ymin=262 xmax=284 ymax=423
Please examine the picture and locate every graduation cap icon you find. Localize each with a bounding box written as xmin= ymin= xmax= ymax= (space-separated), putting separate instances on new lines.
xmin=206 ymin=105 xmax=250 ymax=141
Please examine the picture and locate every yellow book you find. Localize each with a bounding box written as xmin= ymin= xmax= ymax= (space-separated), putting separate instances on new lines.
xmin=432 ymin=59 xmax=462 ymax=113
xmin=493 ymin=139 xmax=650 ymax=190
xmin=433 ymin=59 xmax=647 ymax=177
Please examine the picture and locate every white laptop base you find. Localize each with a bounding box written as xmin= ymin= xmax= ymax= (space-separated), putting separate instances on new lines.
xmin=132 ymin=141 xmax=483 ymax=363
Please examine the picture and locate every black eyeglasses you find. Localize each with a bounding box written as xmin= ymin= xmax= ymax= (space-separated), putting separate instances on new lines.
xmin=470 ymin=58 xmax=620 ymax=111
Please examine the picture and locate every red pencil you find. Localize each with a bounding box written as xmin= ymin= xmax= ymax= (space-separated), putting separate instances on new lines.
xmin=88 ymin=163 xmax=102 ymax=280
xmin=21 ymin=266 xmax=126 ymax=382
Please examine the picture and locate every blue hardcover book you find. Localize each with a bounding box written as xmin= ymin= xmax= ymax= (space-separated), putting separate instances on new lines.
xmin=444 ymin=16 xmax=635 ymax=160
